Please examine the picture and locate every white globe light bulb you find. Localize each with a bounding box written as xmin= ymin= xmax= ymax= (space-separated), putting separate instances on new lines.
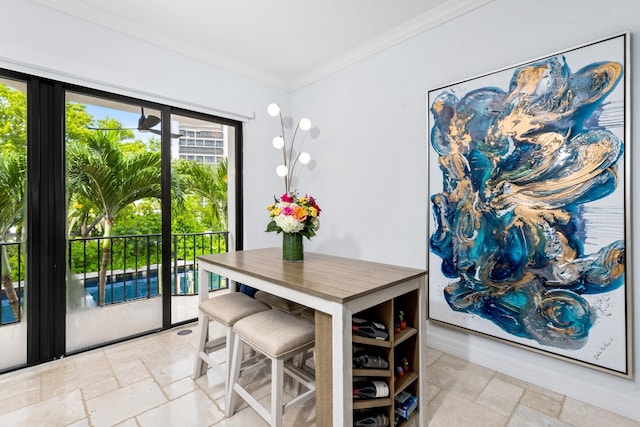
xmin=299 ymin=118 xmax=311 ymax=131
xmin=267 ymin=103 xmax=280 ymax=117
xmin=272 ymin=136 xmax=285 ymax=149
xmin=276 ymin=165 xmax=288 ymax=177
xmin=299 ymin=152 xmax=311 ymax=164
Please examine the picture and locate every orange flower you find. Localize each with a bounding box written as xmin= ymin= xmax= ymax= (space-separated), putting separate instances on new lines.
xmin=292 ymin=205 xmax=307 ymax=221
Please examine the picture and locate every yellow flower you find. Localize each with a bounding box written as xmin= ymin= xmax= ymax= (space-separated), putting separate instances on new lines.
xmin=266 ymin=203 xmax=275 ymax=211
xmin=271 ymin=207 xmax=282 ymax=217
xmin=307 ymin=206 xmax=318 ymax=217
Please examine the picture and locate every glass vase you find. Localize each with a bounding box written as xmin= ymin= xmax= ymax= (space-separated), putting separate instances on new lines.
xmin=282 ymin=232 xmax=303 ymax=262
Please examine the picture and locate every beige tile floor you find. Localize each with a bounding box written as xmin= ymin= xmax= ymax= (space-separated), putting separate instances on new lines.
xmin=0 ymin=323 xmax=637 ymax=427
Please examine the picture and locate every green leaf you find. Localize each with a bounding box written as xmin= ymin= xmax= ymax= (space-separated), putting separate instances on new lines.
xmin=266 ymin=220 xmax=281 ymax=233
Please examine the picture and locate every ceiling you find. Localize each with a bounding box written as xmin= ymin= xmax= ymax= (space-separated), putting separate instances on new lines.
xmin=34 ymin=0 xmax=492 ymax=91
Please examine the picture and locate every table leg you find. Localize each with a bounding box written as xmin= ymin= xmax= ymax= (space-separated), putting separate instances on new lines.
xmin=333 ymin=305 xmax=352 ymax=427
xmin=314 ymin=311 xmax=332 ymax=426
xmin=314 ymin=307 xmax=353 ymax=427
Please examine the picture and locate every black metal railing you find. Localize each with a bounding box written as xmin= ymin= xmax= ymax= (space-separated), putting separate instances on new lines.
xmin=171 ymin=232 xmax=229 ymax=295
xmin=1 ymin=231 xmax=229 ymax=325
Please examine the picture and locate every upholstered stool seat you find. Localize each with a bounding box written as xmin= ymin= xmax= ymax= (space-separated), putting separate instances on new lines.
xmin=226 ymin=309 xmax=316 ymax=427
xmin=254 ymin=290 xmax=305 ymax=315
xmin=199 ymin=292 xmax=270 ymax=327
xmin=192 ymin=292 xmax=270 ymax=394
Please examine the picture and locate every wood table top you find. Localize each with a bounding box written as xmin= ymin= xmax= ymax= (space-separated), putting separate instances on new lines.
xmin=199 ymin=248 xmax=426 ymax=303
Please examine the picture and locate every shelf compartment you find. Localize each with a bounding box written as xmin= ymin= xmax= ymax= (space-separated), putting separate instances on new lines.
xmin=393 ymin=371 xmax=418 ymax=396
xmin=353 ymin=397 xmax=393 ymax=410
xmin=353 ymin=367 xmax=392 ymax=377
xmin=352 ymin=334 xmax=392 ymax=348
xmin=394 ymin=327 xmax=417 ymax=346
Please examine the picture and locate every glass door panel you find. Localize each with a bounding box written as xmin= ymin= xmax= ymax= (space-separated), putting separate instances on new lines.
xmin=65 ymin=92 xmax=163 ymax=352
xmin=0 ymin=77 xmax=28 ymax=371
xmin=170 ymin=113 xmax=230 ymax=324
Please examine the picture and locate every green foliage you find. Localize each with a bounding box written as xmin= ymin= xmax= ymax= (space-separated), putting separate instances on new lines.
xmin=172 ymin=195 xmax=215 ymax=233
xmin=173 ymin=159 xmax=228 ymax=230
xmin=0 ymin=151 xmax=26 ymax=234
xmin=0 ymin=84 xmax=27 ymax=154
xmin=67 ymin=130 xmax=163 ymax=222
xmin=113 ymin=200 xmax=162 ymax=236
xmin=1 ymin=242 xmax=25 ymax=282
xmin=65 ymin=102 xmax=95 ymax=143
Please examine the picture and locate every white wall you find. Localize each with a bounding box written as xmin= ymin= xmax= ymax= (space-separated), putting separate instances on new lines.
xmin=2 ymin=0 xmax=639 ymax=421
xmin=286 ymin=0 xmax=640 ymax=421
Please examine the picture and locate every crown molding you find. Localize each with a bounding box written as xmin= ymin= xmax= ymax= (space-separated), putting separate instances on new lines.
xmin=31 ymin=0 xmax=495 ymax=92
xmin=289 ymin=0 xmax=495 ymax=91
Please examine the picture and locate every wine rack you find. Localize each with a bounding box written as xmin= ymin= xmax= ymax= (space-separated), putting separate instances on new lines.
xmin=352 ymin=289 xmax=420 ymax=426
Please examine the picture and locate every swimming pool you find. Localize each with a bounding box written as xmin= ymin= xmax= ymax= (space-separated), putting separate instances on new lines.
xmin=1 ymin=270 xmax=225 ymax=324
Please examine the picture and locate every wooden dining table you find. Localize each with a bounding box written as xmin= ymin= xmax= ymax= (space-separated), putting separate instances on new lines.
xmin=198 ymin=247 xmax=428 ymax=426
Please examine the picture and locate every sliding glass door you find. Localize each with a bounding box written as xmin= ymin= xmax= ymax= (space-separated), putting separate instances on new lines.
xmin=0 ymin=69 xmax=241 ymax=368
xmin=65 ymin=92 xmax=166 ymax=352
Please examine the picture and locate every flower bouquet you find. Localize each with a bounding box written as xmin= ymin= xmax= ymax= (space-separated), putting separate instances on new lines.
xmin=266 ymin=192 xmax=321 ymax=261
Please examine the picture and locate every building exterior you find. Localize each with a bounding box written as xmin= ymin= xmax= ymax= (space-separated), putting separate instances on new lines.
xmin=176 ymin=123 xmax=226 ymax=164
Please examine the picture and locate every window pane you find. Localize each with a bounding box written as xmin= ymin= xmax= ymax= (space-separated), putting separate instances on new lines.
xmin=0 ymin=76 xmax=28 ymax=370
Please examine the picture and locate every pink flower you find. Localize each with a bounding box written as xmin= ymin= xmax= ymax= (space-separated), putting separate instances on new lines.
xmin=280 ymin=193 xmax=293 ymax=203
xmin=281 ymin=206 xmax=294 ymax=216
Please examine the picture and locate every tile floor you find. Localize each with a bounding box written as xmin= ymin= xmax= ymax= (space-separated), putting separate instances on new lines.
xmin=0 ymin=323 xmax=637 ymax=427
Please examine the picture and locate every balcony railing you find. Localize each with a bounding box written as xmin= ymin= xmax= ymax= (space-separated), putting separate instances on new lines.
xmin=1 ymin=231 xmax=229 ymax=325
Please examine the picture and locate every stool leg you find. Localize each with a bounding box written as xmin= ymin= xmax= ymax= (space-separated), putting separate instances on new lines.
xmin=272 ymin=358 xmax=284 ymax=427
xmin=223 ymin=327 xmax=234 ymax=398
xmin=225 ymin=333 xmax=243 ymax=417
xmin=290 ymin=352 xmax=306 ymax=395
xmin=192 ymin=314 xmax=209 ymax=379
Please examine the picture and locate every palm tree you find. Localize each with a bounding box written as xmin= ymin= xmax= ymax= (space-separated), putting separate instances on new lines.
xmin=174 ymin=158 xmax=228 ymax=230
xmin=67 ymin=130 xmax=162 ymax=306
xmin=0 ymin=151 xmax=26 ymax=320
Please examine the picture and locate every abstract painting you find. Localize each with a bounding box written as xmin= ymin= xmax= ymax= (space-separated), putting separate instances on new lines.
xmin=427 ymin=33 xmax=630 ymax=376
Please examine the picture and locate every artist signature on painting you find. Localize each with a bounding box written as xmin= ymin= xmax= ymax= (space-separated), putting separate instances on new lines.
xmin=594 ymin=338 xmax=614 ymax=361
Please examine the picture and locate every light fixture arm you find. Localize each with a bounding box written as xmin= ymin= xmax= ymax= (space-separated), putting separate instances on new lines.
xmin=268 ymin=103 xmax=312 ymax=195
xmin=286 ymin=122 xmax=303 ymax=191
xmin=276 ymin=111 xmax=290 ymax=193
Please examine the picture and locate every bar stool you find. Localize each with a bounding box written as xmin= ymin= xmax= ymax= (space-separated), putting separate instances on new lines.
xmin=255 ymin=291 xmax=315 ymax=385
xmin=225 ymin=309 xmax=316 ymax=427
xmin=192 ymin=292 xmax=270 ymax=393
xmin=254 ymin=290 xmax=306 ymax=315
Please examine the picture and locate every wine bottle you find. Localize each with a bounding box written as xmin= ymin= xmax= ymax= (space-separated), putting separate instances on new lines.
xmin=353 ymin=346 xmax=389 ymax=369
xmin=352 ymin=317 xmax=389 ymax=340
xmin=353 ymin=379 xmax=389 ymax=399
xmin=354 ymin=411 xmax=390 ymax=427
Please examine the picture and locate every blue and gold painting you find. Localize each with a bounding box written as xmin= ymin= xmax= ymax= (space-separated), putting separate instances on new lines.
xmin=427 ymin=34 xmax=629 ymax=375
